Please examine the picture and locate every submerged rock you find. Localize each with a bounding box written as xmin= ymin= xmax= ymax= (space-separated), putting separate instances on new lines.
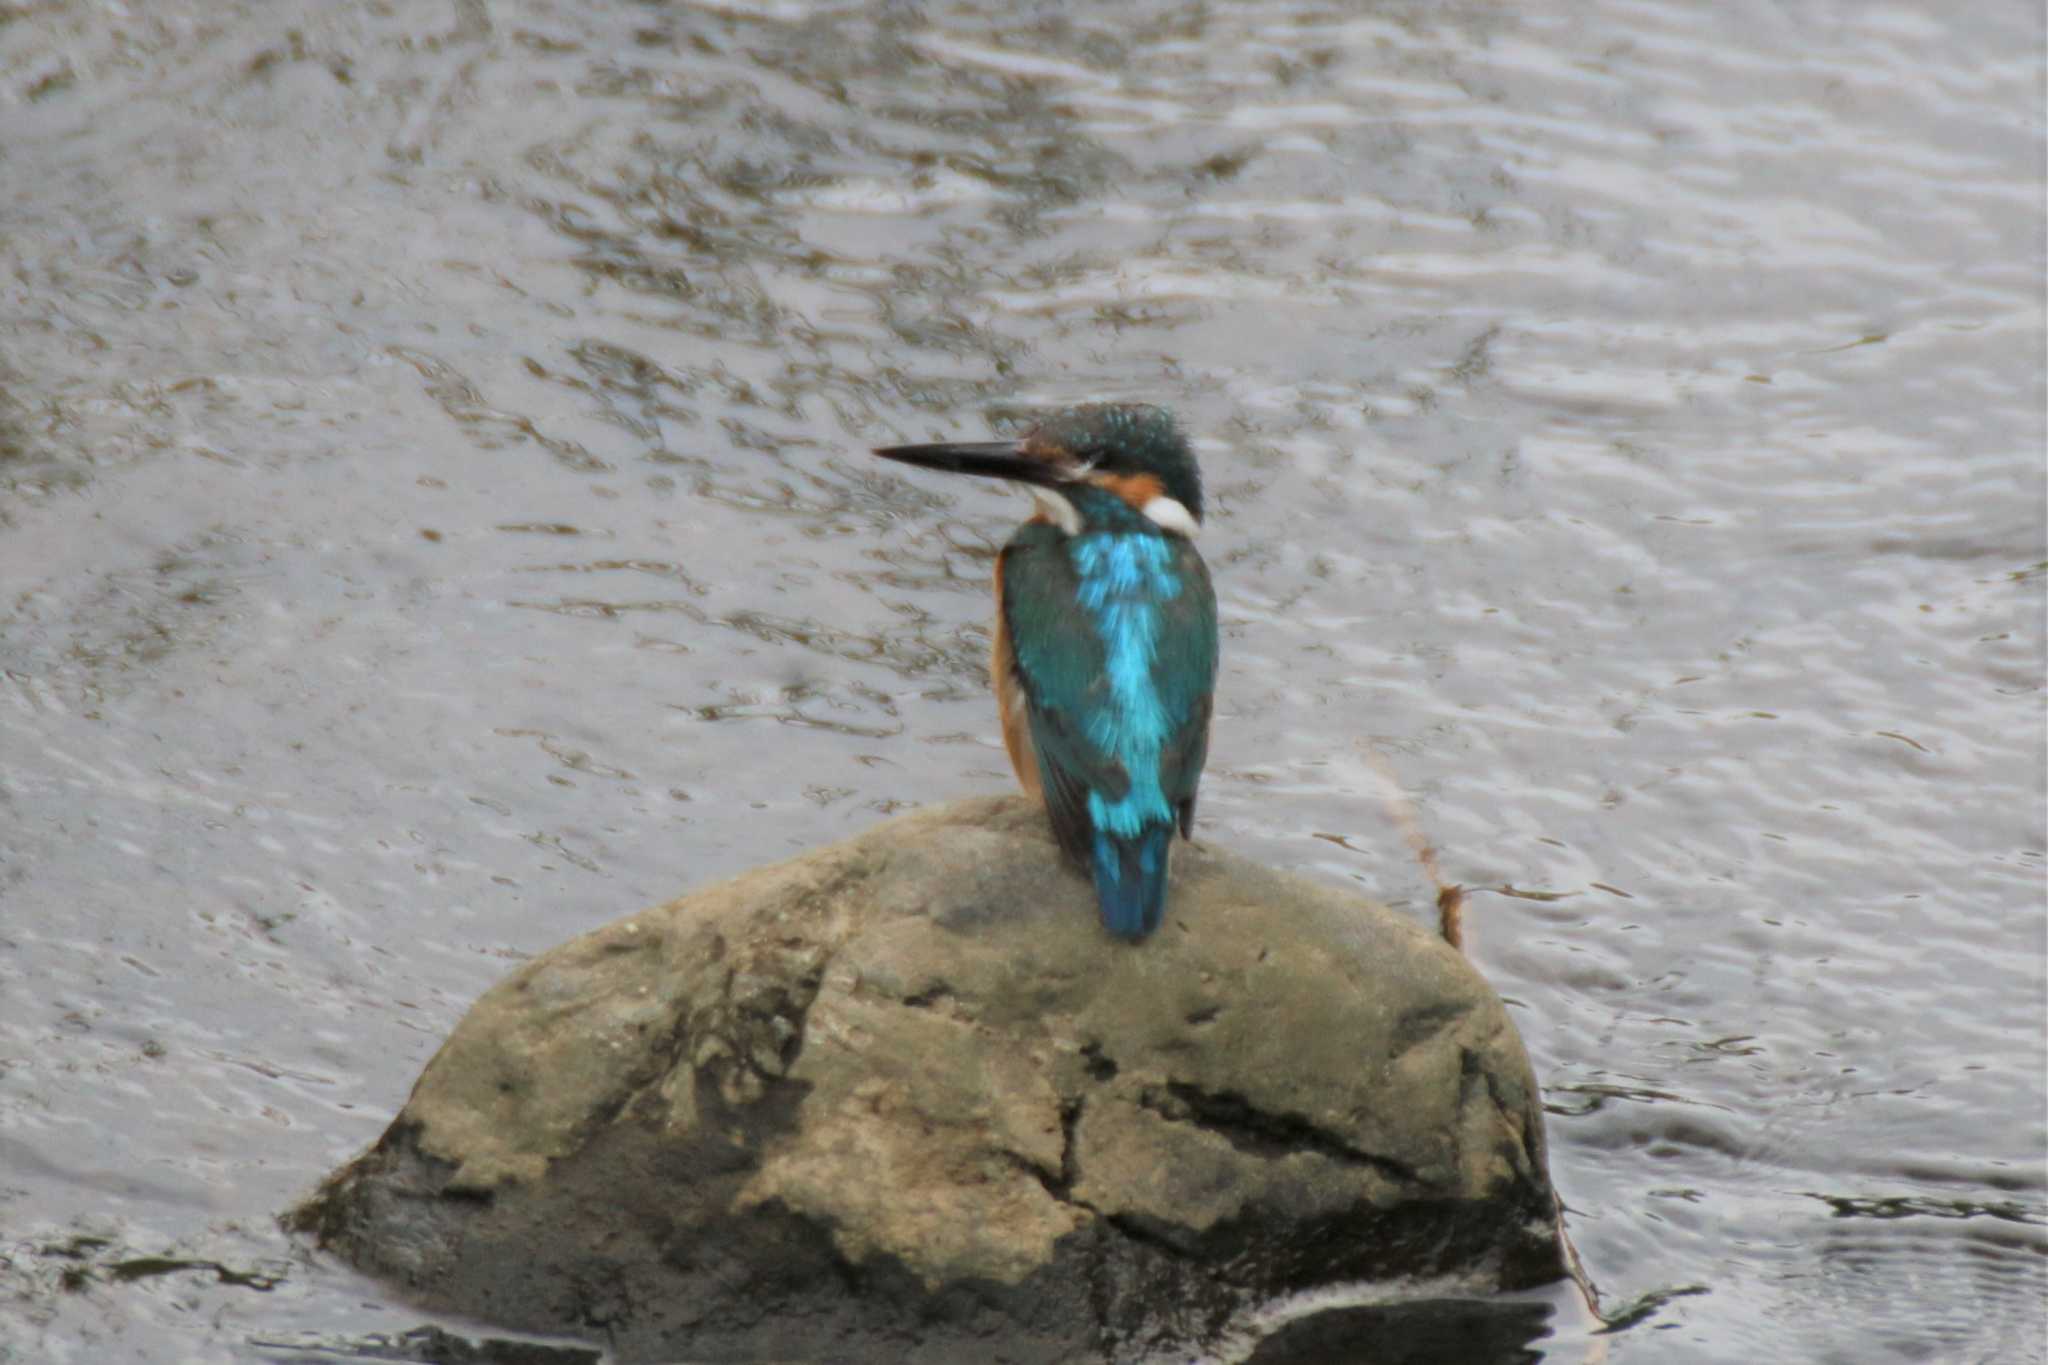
xmin=292 ymin=796 xmax=1563 ymax=1362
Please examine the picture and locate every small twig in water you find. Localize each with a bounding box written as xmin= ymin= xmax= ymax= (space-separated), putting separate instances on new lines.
xmin=1356 ymin=743 xmax=1465 ymax=953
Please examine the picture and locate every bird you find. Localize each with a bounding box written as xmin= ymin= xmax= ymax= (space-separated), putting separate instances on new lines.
xmin=873 ymin=403 xmax=1218 ymax=940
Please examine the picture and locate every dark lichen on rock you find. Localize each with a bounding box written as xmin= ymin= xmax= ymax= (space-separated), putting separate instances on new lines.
xmin=290 ymin=795 xmax=1564 ymax=1363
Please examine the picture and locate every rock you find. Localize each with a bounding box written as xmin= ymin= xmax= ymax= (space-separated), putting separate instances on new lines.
xmin=291 ymin=796 xmax=1563 ymax=1363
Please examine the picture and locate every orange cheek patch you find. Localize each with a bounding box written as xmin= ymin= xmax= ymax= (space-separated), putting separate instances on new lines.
xmin=1090 ymin=472 xmax=1165 ymax=510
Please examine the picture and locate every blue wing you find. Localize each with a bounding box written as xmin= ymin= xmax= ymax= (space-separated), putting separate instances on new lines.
xmin=999 ymin=522 xmax=1217 ymax=937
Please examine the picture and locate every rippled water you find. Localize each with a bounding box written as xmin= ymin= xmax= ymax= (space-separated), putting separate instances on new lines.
xmin=2 ymin=1 xmax=2041 ymax=1361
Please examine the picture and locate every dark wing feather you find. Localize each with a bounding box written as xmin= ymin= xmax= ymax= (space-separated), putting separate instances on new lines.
xmin=1151 ymin=541 xmax=1218 ymax=838
xmin=998 ymin=523 xmax=1121 ymax=865
xmin=1028 ymin=704 xmax=1104 ymax=866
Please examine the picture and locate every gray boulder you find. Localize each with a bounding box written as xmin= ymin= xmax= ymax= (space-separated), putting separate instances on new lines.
xmin=292 ymin=796 xmax=1562 ymax=1362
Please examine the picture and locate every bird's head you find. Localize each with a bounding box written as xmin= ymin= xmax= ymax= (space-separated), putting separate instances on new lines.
xmin=873 ymin=403 xmax=1202 ymax=535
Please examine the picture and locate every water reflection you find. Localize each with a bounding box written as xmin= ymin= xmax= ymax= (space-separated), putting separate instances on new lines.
xmin=1241 ymin=1297 xmax=1556 ymax=1365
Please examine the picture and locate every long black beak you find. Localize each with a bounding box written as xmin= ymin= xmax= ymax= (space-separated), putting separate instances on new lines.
xmin=872 ymin=440 xmax=1076 ymax=487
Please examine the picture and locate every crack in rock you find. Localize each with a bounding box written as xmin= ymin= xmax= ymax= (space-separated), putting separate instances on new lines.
xmin=1390 ymin=999 xmax=1475 ymax=1057
xmin=1142 ymin=1083 xmax=1418 ymax=1184
xmin=900 ymin=982 xmax=955 ymax=1010
xmin=1005 ymin=1095 xmax=1087 ymax=1207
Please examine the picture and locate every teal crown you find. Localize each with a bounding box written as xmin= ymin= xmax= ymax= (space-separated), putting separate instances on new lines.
xmin=1027 ymin=404 xmax=1203 ymax=523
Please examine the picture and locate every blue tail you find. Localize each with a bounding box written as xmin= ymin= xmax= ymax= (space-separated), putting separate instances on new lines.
xmin=1091 ymin=823 xmax=1174 ymax=940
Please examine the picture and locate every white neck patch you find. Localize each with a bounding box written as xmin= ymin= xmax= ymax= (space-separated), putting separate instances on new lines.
xmin=1142 ymin=495 xmax=1200 ymax=538
xmin=1031 ymin=488 xmax=1083 ymax=536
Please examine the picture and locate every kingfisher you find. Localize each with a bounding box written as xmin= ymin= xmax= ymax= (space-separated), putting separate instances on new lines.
xmin=874 ymin=404 xmax=1218 ymax=941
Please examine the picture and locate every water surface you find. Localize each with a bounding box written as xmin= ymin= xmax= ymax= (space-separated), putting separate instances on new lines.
xmin=1 ymin=1 xmax=2041 ymax=1361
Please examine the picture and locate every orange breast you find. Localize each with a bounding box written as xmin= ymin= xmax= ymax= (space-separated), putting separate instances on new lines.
xmin=990 ymin=554 xmax=1041 ymax=799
